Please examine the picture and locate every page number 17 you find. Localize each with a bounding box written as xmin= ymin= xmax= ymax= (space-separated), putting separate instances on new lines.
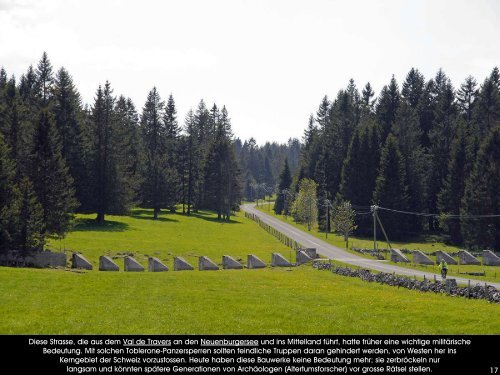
xmin=491 ymin=367 xmax=498 ymax=374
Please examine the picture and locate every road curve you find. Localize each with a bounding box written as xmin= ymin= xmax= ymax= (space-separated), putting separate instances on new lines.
xmin=242 ymin=203 xmax=500 ymax=289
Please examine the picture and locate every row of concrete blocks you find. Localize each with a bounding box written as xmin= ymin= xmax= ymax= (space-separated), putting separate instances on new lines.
xmin=72 ymin=250 xmax=316 ymax=271
xmin=390 ymin=249 xmax=500 ymax=266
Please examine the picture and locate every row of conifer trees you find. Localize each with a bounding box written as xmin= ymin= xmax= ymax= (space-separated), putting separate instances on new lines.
xmin=0 ymin=53 xmax=240 ymax=253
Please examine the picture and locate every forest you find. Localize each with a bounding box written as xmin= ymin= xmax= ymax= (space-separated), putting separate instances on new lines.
xmin=281 ymin=67 xmax=499 ymax=250
xmin=0 ymin=53 xmax=499 ymax=252
xmin=0 ymin=53 xmax=244 ymax=253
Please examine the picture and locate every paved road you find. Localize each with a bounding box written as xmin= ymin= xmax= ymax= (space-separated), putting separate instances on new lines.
xmin=243 ymin=203 xmax=500 ymax=289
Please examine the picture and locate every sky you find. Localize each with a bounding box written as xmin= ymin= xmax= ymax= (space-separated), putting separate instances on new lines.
xmin=0 ymin=0 xmax=498 ymax=144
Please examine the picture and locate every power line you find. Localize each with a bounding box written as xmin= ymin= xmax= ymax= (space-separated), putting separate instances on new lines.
xmin=376 ymin=206 xmax=500 ymax=219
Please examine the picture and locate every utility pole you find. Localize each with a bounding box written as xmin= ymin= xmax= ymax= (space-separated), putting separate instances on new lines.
xmin=325 ymin=198 xmax=330 ymax=239
xmin=372 ymin=205 xmax=378 ymax=258
xmin=308 ymin=195 xmax=312 ymax=231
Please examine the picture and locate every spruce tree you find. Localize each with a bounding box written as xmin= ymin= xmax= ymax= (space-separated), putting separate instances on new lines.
xmin=183 ymin=109 xmax=199 ymax=215
xmin=457 ymin=76 xmax=478 ymax=124
xmin=35 ymin=52 xmax=54 ymax=107
xmin=461 ymin=126 xmax=500 ymax=250
xmin=53 ymin=67 xmax=86 ymax=209
xmin=203 ymin=108 xmax=240 ymax=220
xmin=427 ymin=70 xmax=457 ymax=231
xmin=274 ymin=158 xmax=292 ymax=215
xmin=298 ymin=114 xmax=320 ymax=180
xmin=316 ymin=88 xmax=359 ymax=230
xmin=19 ymin=65 xmax=38 ymax=107
xmin=2 ymin=77 xmax=31 ymax=178
xmin=474 ymin=68 xmax=500 ymax=136
xmin=338 ymin=119 xmax=381 ymax=234
xmin=372 ymin=134 xmax=409 ymax=239
xmin=193 ymin=100 xmax=212 ymax=209
xmin=376 ymin=75 xmax=400 ymax=142
xmin=392 ymin=102 xmax=429 ymax=231
xmin=30 ymin=109 xmax=77 ymax=237
xmin=141 ymin=87 xmax=168 ymax=219
xmin=0 ymin=68 xmax=6 ymax=88
xmin=361 ymin=82 xmax=375 ymax=115
xmin=401 ymin=68 xmax=425 ymax=109
xmin=89 ymin=82 xmax=134 ymax=223
xmin=437 ymin=121 xmax=468 ymax=243
xmin=163 ymin=94 xmax=180 ymax=212
xmin=0 ymin=134 xmax=19 ymax=253
xmin=16 ymin=177 xmax=45 ymax=253
xmin=114 ymin=96 xmax=142 ymax=206
xmin=164 ymin=94 xmax=180 ymax=153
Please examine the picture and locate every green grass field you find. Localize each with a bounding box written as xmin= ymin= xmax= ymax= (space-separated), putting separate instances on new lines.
xmin=46 ymin=208 xmax=295 ymax=268
xmin=1 ymin=265 xmax=499 ymax=334
xmin=256 ymin=205 xmax=500 ymax=282
xmin=1 ymin=208 xmax=499 ymax=334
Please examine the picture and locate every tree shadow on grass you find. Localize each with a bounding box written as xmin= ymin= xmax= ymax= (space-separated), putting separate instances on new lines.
xmin=190 ymin=212 xmax=241 ymax=224
xmin=72 ymin=218 xmax=130 ymax=232
xmin=129 ymin=209 xmax=179 ymax=222
xmin=130 ymin=214 xmax=179 ymax=223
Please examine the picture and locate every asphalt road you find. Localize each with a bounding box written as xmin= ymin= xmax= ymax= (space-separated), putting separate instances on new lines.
xmin=242 ymin=203 xmax=500 ymax=289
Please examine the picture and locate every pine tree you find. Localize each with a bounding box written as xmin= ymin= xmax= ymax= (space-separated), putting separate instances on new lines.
xmin=372 ymin=134 xmax=409 ymax=239
xmin=461 ymin=126 xmax=500 ymax=250
xmin=274 ymin=158 xmax=292 ymax=215
xmin=30 ymin=109 xmax=77 ymax=237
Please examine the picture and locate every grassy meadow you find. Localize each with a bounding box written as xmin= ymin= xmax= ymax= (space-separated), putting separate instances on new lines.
xmin=46 ymin=208 xmax=295 ymax=268
xmin=1 ymin=264 xmax=500 ymax=334
xmin=0 ymin=207 xmax=499 ymax=334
